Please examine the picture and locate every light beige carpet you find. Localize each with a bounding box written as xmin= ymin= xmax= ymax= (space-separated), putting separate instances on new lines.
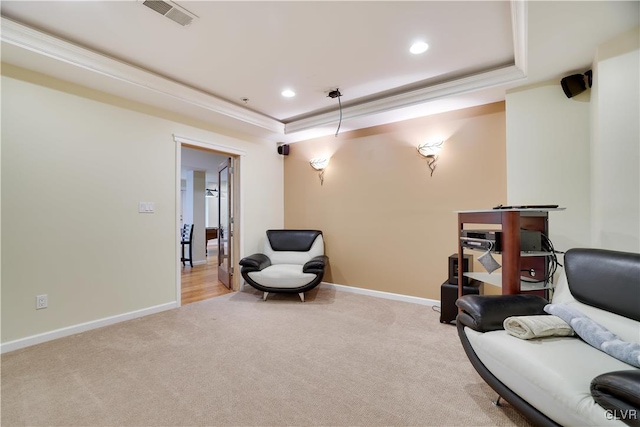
xmin=1 ymin=287 xmax=533 ymax=426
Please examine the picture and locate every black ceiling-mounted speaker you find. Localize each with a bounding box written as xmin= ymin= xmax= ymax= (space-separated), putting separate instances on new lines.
xmin=561 ymin=70 xmax=593 ymax=98
xmin=277 ymin=144 xmax=289 ymax=156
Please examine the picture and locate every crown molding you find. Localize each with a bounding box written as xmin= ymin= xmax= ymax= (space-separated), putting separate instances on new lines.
xmin=0 ymin=17 xmax=285 ymax=134
xmin=1 ymin=1 xmax=527 ymax=138
xmin=284 ymin=65 xmax=526 ymax=134
xmin=511 ymin=0 xmax=528 ymax=74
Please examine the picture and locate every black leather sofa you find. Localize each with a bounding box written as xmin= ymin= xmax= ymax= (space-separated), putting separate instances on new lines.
xmin=456 ymin=248 xmax=640 ymax=426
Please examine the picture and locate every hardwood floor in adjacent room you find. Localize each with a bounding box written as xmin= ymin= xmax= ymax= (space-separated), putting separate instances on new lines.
xmin=181 ymin=243 xmax=232 ymax=305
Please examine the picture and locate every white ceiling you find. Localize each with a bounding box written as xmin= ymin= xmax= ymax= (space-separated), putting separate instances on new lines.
xmin=1 ymin=1 xmax=638 ymax=143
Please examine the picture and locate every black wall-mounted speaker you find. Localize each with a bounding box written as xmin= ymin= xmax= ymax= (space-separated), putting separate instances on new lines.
xmin=277 ymin=144 xmax=290 ymax=156
xmin=561 ymin=70 xmax=592 ymax=98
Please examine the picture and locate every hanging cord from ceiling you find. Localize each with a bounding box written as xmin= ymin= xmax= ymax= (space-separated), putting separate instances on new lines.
xmin=328 ymin=89 xmax=343 ymax=137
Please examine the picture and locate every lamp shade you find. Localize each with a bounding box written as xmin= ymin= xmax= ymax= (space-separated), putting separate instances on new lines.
xmin=417 ymin=141 xmax=444 ymax=157
xmin=310 ymin=157 xmax=330 ymax=171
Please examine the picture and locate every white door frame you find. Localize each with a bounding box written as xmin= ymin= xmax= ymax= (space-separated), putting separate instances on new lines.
xmin=174 ymin=134 xmax=245 ymax=306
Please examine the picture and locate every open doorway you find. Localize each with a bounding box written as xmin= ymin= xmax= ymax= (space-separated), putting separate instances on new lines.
xmin=175 ymin=135 xmax=244 ymax=306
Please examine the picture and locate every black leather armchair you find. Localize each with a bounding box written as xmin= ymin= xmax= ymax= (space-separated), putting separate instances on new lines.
xmin=239 ymin=230 xmax=328 ymax=302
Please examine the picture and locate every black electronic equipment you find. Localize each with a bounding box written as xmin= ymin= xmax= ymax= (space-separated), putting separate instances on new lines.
xmin=440 ymin=280 xmax=480 ymax=324
xmin=277 ymin=144 xmax=290 ymax=155
xmin=448 ymin=253 xmax=472 ymax=285
xmin=460 ymin=229 xmax=543 ymax=252
xmin=493 ymin=204 xmax=559 ymax=210
xmin=561 ymin=70 xmax=592 ymax=98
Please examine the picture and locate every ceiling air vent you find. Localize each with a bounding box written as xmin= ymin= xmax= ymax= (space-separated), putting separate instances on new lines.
xmin=141 ymin=0 xmax=197 ymax=27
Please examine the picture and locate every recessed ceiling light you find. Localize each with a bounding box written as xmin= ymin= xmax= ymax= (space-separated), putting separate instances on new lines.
xmin=281 ymin=89 xmax=296 ymax=97
xmin=410 ymin=42 xmax=429 ymax=55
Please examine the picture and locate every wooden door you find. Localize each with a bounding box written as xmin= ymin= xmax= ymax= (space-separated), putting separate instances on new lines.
xmin=217 ymin=158 xmax=233 ymax=289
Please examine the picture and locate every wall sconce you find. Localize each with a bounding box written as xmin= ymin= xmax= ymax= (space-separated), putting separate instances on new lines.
xmin=309 ymin=157 xmax=329 ymax=185
xmin=417 ymin=140 xmax=444 ymax=177
xmin=206 ymin=188 xmax=218 ymax=197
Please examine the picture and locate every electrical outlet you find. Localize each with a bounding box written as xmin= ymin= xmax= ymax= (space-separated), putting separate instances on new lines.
xmin=36 ymin=294 xmax=48 ymax=310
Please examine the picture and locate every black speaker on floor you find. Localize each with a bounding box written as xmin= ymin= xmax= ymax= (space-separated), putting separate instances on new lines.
xmin=440 ymin=280 xmax=480 ymax=324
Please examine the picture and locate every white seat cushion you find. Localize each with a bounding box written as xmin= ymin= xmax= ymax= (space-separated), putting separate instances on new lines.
xmin=465 ymin=327 xmax=636 ymax=426
xmin=247 ymin=264 xmax=316 ymax=289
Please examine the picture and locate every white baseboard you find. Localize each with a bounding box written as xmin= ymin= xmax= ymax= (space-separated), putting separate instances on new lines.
xmin=321 ymin=282 xmax=440 ymax=306
xmin=1 ymin=284 xmax=438 ymax=354
xmin=0 ymin=302 xmax=177 ymax=354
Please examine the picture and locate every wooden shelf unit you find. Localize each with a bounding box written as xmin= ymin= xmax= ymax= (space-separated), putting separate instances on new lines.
xmin=456 ymin=208 xmax=564 ymax=298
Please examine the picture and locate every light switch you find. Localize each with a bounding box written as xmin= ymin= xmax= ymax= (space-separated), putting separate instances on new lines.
xmin=138 ymin=202 xmax=155 ymax=213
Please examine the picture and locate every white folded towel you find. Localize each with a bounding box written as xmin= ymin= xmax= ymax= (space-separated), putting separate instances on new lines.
xmin=504 ymin=315 xmax=574 ymax=340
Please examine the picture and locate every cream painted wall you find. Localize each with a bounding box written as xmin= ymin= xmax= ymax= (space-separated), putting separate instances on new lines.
xmin=284 ymin=103 xmax=507 ymax=301
xmin=591 ymin=27 xmax=640 ymax=252
xmin=1 ymin=66 xmax=284 ymax=343
xmin=506 ymin=26 xmax=640 ymax=254
xmin=505 ymin=83 xmax=591 ymax=251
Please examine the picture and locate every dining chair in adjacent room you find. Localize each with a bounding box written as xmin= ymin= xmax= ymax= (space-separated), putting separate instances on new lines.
xmin=181 ymin=224 xmax=194 ymax=267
